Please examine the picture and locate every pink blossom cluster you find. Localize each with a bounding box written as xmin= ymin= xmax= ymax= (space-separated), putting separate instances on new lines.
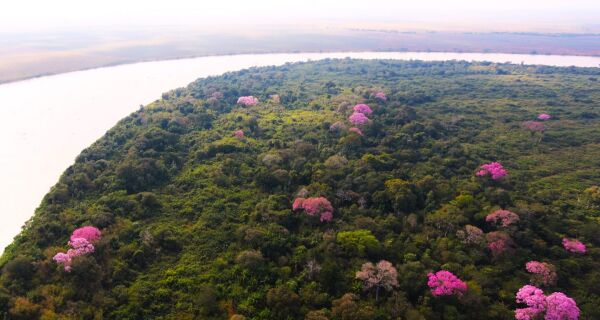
xmin=486 ymin=231 xmax=512 ymax=257
xmin=353 ymin=104 xmax=373 ymax=115
xmin=53 ymin=226 xmax=101 ymax=272
xmin=523 ymin=121 xmax=546 ymax=132
xmin=562 ymin=238 xmax=586 ymax=254
xmin=515 ymin=285 xmax=580 ymax=320
xmin=427 ymin=270 xmax=467 ymax=297
xmin=374 ymin=91 xmax=387 ymax=102
xmin=237 ymin=96 xmax=258 ymax=106
xmin=537 ymin=113 xmax=551 ymax=121
xmin=70 ymin=226 xmax=102 ymax=242
xmin=233 ymin=130 xmax=244 ymax=138
xmin=293 ymin=197 xmax=334 ymax=222
xmin=68 ymin=237 xmax=95 ymax=256
xmin=349 ymin=127 xmax=363 ymax=136
xmin=52 ymin=253 xmax=73 ymax=272
xmin=515 ymin=285 xmax=547 ymax=320
xmin=486 ymin=209 xmax=519 ymax=227
xmin=356 ymin=260 xmax=398 ymax=291
xmin=545 ymin=292 xmax=580 ymax=320
xmin=349 ymin=112 xmax=369 ymax=125
xmin=526 ymin=261 xmax=557 ymax=286
xmin=476 ymin=162 xmax=508 ymax=180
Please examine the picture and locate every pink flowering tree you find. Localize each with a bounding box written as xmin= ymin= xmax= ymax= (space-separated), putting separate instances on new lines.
xmin=486 ymin=209 xmax=519 ymax=228
xmin=476 ymin=162 xmax=508 ymax=180
xmin=293 ymin=197 xmax=334 ymax=222
xmin=562 ymin=238 xmax=586 ymax=254
xmin=237 ymin=96 xmax=258 ymax=106
xmin=545 ymin=292 xmax=580 ymax=320
xmin=523 ymin=121 xmax=546 ymax=132
xmin=348 ymin=112 xmax=369 ymax=125
xmin=373 ymin=91 xmax=387 ymax=102
xmin=537 ymin=113 xmax=551 ymax=121
xmin=526 ymin=261 xmax=557 ymax=286
xmin=355 ymin=260 xmax=398 ymax=301
xmin=427 ymin=270 xmax=467 ymax=297
xmin=68 ymin=237 xmax=95 ymax=256
xmin=353 ymin=104 xmax=373 ymax=115
xmin=348 ymin=127 xmax=363 ymax=136
xmin=515 ymin=285 xmax=580 ymax=320
xmin=52 ymin=253 xmax=73 ymax=272
xmin=70 ymin=226 xmax=101 ymax=243
xmin=522 ymin=120 xmax=546 ymax=142
xmin=522 ymin=120 xmax=547 ymax=143
xmin=515 ymin=285 xmax=547 ymax=320
xmin=486 ymin=231 xmax=512 ymax=258
xmin=53 ymin=226 xmax=101 ymax=272
xmin=233 ymin=130 xmax=244 ymax=138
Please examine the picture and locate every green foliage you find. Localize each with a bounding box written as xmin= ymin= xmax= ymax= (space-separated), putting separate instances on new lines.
xmin=336 ymin=230 xmax=380 ymax=256
xmin=1 ymin=59 xmax=599 ymax=319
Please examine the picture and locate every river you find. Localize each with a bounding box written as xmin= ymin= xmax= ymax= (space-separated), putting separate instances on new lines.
xmin=1 ymin=51 xmax=599 ymax=252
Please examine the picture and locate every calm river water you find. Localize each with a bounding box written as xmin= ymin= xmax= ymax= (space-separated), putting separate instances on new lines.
xmin=1 ymin=51 xmax=599 ymax=252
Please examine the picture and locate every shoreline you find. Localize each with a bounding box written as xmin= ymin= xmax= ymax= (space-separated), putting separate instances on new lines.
xmin=2 ymin=49 xmax=600 ymax=86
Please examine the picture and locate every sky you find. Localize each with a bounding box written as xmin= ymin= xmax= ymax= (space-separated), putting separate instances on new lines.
xmin=2 ymin=0 xmax=600 ymax=33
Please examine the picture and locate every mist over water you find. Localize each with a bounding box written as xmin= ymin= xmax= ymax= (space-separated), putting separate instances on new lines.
xmin=1 ymin=51 xmax=599 ymax=252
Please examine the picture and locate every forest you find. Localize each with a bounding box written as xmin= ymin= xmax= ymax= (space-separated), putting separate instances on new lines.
xmin=1 ymin=59 xmax=599 ymax=319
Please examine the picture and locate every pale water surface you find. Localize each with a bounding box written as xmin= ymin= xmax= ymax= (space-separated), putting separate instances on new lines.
xmin=1 ymin=51 xmax=600 ymax=252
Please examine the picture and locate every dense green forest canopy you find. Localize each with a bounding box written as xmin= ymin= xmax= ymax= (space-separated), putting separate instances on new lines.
xmin=1 ymin=59 xmax=599 ymax=319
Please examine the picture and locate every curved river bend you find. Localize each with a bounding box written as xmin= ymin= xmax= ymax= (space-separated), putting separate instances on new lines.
xmin=1 ymin=51 xmax=599 ymax=252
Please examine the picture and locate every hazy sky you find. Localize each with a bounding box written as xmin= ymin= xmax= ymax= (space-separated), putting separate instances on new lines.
xmin=2 ymin=0 xmax=600 ymax=33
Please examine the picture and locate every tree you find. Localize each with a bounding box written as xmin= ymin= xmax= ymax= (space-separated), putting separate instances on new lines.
xmin=525 ymin=261 xmax=557 ymax=287
xmin=348 ymin=112 xmax=369 ymax=125
xmin=70 ymin=226 xmax=102 ymax=242
xmin=336 ymin=230 xmax=379 ymax=256
xmin=545 ymin=292 xmax=580 ymax=320
xmin=475 ymin=162 xmax=507 ymax=180
xmin=427 ymin=270 xmax=467 ymax=297
xmin=305 ymin=309 xmax=329 ymax=320
xmin=353 ymin=104 xmax=373 ymax=115
xmin=293 ymin=197 xmax=334 ymax=222
xmin=9 ymin=297 xmax=41 ymax=320
xmin=486 ymin=231 xmax=513 ymax=258
xmin=425 ymin=204 xmax=467 ymax=236
xmin=583 ymin=186 xmax=600 ymax=208
xmin=237 ymin=96 xmax=259 ymax=106
xmin=355 ymin=260 xmax=399 ymax=301
xmin=515 ymin=285 xmax=546 ymax=320
xmin=384 ymin=179 xmax=417 ymax=214
xmin=235 ymin=250 xmax=264 ymax=270
xmin=116 ymin=158 xmax=169 ymax=193
xmin=485 ymin=209 xmax=519 ymax=228
xmin=3 ymin=256 xmax=35 ymax=283
xmin=514 ymin=285 xmax=580 ymax=320
xmin=562 ymin=238 xmax=586 ymax=254
xmin=266 ymin=286 xmax=300 ymax=319
xmin=456 ymin=225 xmax=484 ymax=245
xmin=331 ymin=294 xmax=375 ymax=320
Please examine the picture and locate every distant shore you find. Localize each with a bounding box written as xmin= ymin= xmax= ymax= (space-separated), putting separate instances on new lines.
xmin=2 ymin=30 xmax=599 ymax=85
